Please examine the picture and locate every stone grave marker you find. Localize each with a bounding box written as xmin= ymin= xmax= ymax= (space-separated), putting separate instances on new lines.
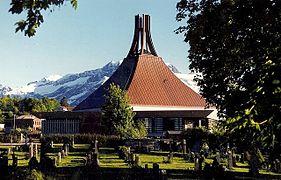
xmin=227 ymin=150 xmax=233 ymax=169
xmin=61 ymin=150 xmax=65 ymax=158
xmin=29 ymin=143 xmax=34 ymax=158
xmin=94 ymin=139 xmax=99 ymax=154
xmin=194 ymin=157 xmax=199 ymax=171
xmin=58 ymin=152 xmax=61 ymax=164
xmin=182 ymin=139 xmax=187 ymax=154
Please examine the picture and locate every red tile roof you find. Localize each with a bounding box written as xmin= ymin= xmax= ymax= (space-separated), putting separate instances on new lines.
xmin=74 ymin=54 xmax=207 ymax=111
xmin=127 ymin=55 xmax=206 ymax=107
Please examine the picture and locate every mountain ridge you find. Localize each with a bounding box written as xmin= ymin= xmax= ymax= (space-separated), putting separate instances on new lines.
xmin=0 ymin=62 xmax=198 ymax=105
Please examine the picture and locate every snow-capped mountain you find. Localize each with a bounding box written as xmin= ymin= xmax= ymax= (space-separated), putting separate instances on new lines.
xmin=0 ymin=85 xmax=13 ymax=97
xmin=4 ymin=61 xmax=120 ymax=105
xmin=0 ymin=61 xmax=199 ymax=105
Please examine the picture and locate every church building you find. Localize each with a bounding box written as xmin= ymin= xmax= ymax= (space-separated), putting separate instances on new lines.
xmin=73 ymin=15 xmax=216 ymax=136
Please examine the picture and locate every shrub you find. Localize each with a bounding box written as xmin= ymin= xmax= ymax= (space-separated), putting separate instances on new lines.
xmin=0 ymin=134 xmax=20 ymax=143
xmin=118 ymin=146 xmax=129 ymax=160
xmin=41 ymin=134 xmax=122 ymax=148
xmin=26 ymin=169 xmax=44 ymax=180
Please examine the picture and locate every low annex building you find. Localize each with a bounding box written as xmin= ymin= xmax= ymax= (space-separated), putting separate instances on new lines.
xmin=5 ymin=114 xmax=42 ymax=133
xmin=73 ymin=14 xmax=216 ymax=136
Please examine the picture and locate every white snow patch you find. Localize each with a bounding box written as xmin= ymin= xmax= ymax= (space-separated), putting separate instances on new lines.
xmin=46 ymin=75 xmax=62 ymax=81
xmin=63 ymin=76 xmax=89 ymax=87
xmin=34 ymin=76 xmax=90 ymax=95
xmin=175 ymin=73 xmax=200 ymax=93
xmin=34 ymin=84 xmax=61 ymax=95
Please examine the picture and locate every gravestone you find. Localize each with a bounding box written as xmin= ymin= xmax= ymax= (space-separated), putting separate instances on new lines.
xmin=53 ymin=157 xmax=57 ymax=167
xmin=232 ymin=153 xmax=237 ymax=167
xmin=199 ymin=154 xmax=205 ymax=171
xmin=215 ymin=152 xmax=221 ymax=163
xmin=65 ymin=144 xmax=69 ymax=156
xmin=71 ymin=135 xmax=75 ymax=147
xmin=194 ymin=157 xmax=199 ymax=171
xmin=227 ymin=150 xmax=233 ymax=169
xmin=272 ymin=160 xmax=277 ymax=172
xmin=12 ymin=152 xmax=18 ymax=168
xmin=29 ymin=143 xmax=34 ymax=158
xmin=94 ymin=139 xmax=99 ymax=154
xmin=153 ymin=163 xmax=160 ymax=177
xmin=34 ymin=143 xmax=38 ymax=159
xmin=168 ymin=152 xmax=173 ymax=163
xmin=20 ymin=133 xmax=24 ymax=143
xmin=241 ymin=153 xmax=245 ymax=163
xmin=61 ymin=150 xmax=65 ymax=158
xmin=86 ymin=152 xmax=92 ymax=165
xmin=128 ymin=153 xmax=135 ymax=164
xmin=92 ymin=152 xmax=100 ymax=167
xmin=58 ymin=152 xmax=61 ymax=164
xmin=0 ymin=156 xmax=9 ymax=177
xmin=182 ymin=139 xmax=187 ymax=154
xmin=134 ymin=155 xmax=141 ymax=167
xmin=145 ymin=164 xmax=149 ymax=170
xmin=275 ymin=159 xmax=281 ymax=173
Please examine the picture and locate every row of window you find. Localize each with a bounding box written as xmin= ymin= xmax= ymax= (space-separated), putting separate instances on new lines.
xmin=142 ymin=118 xmax=205 ymax=133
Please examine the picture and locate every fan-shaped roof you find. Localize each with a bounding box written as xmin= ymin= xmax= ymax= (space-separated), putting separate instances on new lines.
xmin=74 ymin=14 xmax=208 ymax=112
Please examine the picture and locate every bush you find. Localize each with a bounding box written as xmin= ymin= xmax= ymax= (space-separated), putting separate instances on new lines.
xmin=0 ymin=134 xmax=20 ymax=143
xmin=181 ymin=127 xmax=226 ymax=152
xmin=118 ymin=146 xmax=129 ymax=160
xmin=26 ymin=169 xmax=44 ymax=180
xmin=41 ymin=134 xmax=123 ymax=148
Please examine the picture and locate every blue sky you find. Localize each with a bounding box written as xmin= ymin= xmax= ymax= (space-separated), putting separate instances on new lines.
xmin=0 ymin=0 xmax=189 ymax=87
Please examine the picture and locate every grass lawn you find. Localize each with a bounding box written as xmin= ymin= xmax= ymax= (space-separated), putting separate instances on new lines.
xmin=138 ymin=153 xmax=194 ymax=170
xmin=46 ymin=151 xmax=86 ymax=167
xmin=45 ymin=147 xmax=128 ymax=168
xmin=0 ymin=143 xmax=280 ymax=177
xmin=8 ymin=151 xmax=30 ymax=166
xmin=99 ymin=148 xmax=128 ymax=168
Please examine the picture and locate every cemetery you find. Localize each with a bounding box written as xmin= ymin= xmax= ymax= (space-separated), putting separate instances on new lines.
xmin=1 ymin=1 xmax=281 ymax=179
xmin=0 ymin=133 xmax=281 ymax=179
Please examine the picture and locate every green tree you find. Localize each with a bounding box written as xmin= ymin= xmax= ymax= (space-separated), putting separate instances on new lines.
xmin=176 ymin=0 xmax=281 ymax=175
xmin=42 ymin=97 xmax=60 ymax=111
xmin=101 ymin=83 xmax=147 ymax=139
xmin=60 ymin=96 xmax=70 ymax=107
xmin=9 ymin=0 xmax=78 ymax=37
xmin=0 ymin=110 xmax=4 ymax=124
xmin=17 ymin=97 xmax=59 ymax=113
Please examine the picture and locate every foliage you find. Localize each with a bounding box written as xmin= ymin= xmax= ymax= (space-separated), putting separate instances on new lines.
xmin=60 ymin=96 xmax=70 ymax=107
xmin=176 ymin=0 xmax=281 ymax=156
xmin=101 ymin=83 xmax=147 ymax=139
xmin=181 ymin=127 xmax=226 ymax=152
xmin=41 ymin=134 xmax=122 ymax=148
xmin=9 ymin=0 xmax=78 ymax=37
xmin=0 ymin=110 xmax=4 ymax=124
xmin=19 ymin=97 xmax=60 ymax=113
xmin=118 ymin=146 xmax=129 ymax=160
xmin=28 ymin=157 xmax=39 ymax=170
xmin=0 ymin=96 xmax=60 ymax=120
xmin=26 ymin=169 xmax=44 ymax=180
xmin=0 ymin=134 xmax=20 ymax=143
xmin=131 ymin=120 xmax=148 ymax=139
